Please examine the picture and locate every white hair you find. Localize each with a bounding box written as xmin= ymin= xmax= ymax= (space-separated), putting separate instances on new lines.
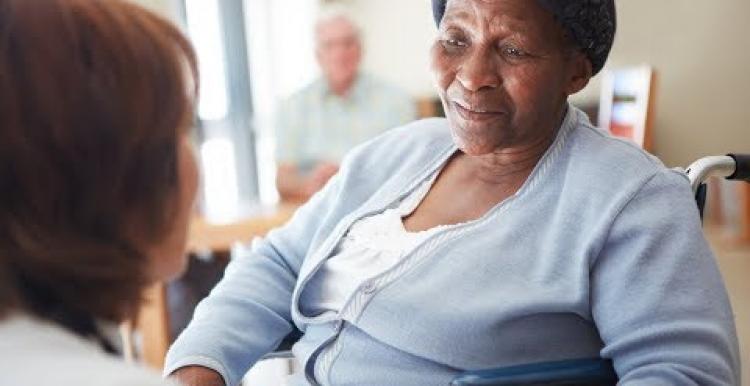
xmin=314 ymin=4 xmax=362 ymax=39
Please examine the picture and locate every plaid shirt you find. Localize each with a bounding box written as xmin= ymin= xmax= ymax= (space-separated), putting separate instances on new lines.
xmin=275 ymin=73 xmax=416 ymax=167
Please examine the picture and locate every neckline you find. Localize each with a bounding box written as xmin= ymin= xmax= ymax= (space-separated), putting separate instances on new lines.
xmin=291 ymin=106 xmax=580 ymax=324
xmin=393 ymin=105 xmax=580 ymax=233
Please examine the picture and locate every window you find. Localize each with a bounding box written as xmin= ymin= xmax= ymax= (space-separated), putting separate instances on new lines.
xmin=180 ymin=0 xmax=259 ymax=223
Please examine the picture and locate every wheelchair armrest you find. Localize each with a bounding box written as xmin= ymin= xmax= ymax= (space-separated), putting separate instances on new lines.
xmin=259 ymin=328 xmax=303 ymax=361
xmin=450 ymin=358 xmax=618 ymax=386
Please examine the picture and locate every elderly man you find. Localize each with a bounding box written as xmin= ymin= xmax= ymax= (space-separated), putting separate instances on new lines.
xmin=275 ymin=8 xmax=416 ymax=203
xmin=168 ymin=1 xmax=739 ymax=385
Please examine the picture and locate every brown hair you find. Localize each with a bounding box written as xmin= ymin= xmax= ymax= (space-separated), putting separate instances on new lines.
xmin=0 ymin=0 xmax=198 ymax=326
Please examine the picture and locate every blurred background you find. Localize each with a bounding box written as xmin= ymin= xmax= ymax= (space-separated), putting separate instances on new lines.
xmin=131 ymin=0 xmax=750 ymax=218
xmin=131 ymin=0 xmax=750 ymax=213
xmin=126 ymin=0 xmax=750 ymax=384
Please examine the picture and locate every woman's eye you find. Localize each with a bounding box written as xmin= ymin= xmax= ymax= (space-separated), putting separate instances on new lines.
xmin=448 ymin=39 xmax=467 ymax=47
xmin=502 ymin=46 xmax=528 ymax=58
xmin=441 ymin=38 xmax=468 ymax=49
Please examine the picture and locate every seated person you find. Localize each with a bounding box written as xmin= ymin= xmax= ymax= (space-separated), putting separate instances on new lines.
xmin=276 ymin=6 xmax=417 ymax=203
xmin=167 ymin=1 xmax=740 ymax=385
xmin=0 ymin=0 xmax=198 ymax=385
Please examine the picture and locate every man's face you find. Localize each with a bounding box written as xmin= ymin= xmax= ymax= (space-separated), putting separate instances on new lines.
xmin=316 ymin=17 xmax=362 ymax=89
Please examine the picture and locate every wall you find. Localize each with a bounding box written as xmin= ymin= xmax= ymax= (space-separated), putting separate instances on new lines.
xmin=346 ymin=0 xmax=437 ymax=99
xmin=348 ymin=0 xmax=750 ymax=167
xmin=578 ymin=0 xmax=750 ymax=166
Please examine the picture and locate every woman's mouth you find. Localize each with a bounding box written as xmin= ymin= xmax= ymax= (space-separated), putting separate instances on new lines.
xmin=452 ymin=101 xmax=505 ymax=122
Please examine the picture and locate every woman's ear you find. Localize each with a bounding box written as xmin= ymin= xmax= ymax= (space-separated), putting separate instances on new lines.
xmin=565 ymin=53 xmax=593 ymax=96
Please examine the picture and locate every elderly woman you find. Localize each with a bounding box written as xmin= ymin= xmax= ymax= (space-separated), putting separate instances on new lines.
xmin=0 ymin=0 xmax=198 ymax=385
xmin=167 ymin=1 xmax=739 ymax=385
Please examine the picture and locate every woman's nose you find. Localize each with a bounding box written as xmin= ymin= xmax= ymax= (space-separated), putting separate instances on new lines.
xmin=456 ymin=48 xmax=501 ymax=92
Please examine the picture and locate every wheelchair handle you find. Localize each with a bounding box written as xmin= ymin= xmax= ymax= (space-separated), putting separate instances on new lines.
xmin=727 ymin=153 xmax=750 ymax=181
xmin=686 ymin=156 xmax=737 ymax=194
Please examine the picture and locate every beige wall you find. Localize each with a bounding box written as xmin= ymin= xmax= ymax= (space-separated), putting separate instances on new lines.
xmin=576 ymin=0 xmax=750 ymax=166
xmin=347 ymin=0 xmax=437 ymax=99
xmin=349 ymin=0 xmax=750 ymax=167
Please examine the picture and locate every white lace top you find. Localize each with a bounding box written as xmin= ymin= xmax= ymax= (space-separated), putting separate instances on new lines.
xmin=300 ymin=170 xmax=451 ymax=316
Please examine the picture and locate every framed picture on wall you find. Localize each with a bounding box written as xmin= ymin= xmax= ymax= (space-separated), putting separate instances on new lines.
xmin=598 ymin=65 xmax=656 ymax=150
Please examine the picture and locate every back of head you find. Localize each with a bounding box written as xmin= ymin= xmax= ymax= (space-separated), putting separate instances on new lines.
xmin=0 ymin=0 xmax=197 ymax=329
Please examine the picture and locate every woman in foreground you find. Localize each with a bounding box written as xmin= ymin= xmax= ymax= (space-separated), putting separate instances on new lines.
xmin=0 ymin=0 xmax=198 ymax=385
xmin=169 ymin=0 xmax=740 ymax=385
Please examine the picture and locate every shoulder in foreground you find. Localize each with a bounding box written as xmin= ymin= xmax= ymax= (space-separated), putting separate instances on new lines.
xmin=88 ymin=359 xmax=178 ymax=386
xmin=353 ymin=117 xmax=452 ymax=156
xmin=342 ymin=118 xmax=454 ymax=171
xmin=35 ymin=354 xmax=175 ymax=386
xmin=567 ymin=109 xmax=681 ymax=185
xmin=0 ymin=315 xmax=176 ymax=386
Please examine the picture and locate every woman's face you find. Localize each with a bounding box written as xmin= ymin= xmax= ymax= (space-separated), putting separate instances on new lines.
xmin=431 ymin=0 xmax=590 ymax=155
xmin=147 ymin=135 xmax=199 ymax=282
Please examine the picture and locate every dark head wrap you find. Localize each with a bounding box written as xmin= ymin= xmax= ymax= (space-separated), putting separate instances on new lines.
xmin=431 ymin=0 xmax=616 ymax=74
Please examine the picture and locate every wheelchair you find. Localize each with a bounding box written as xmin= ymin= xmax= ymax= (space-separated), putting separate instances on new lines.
xmin=263 ymin=154 xmax=750 ymax=386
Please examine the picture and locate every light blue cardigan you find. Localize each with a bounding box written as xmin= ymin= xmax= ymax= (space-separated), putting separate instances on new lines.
xmin=165 ymin=107 xmax=740 ymax=386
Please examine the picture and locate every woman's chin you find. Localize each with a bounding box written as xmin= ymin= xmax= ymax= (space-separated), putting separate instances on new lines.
xmin=449 ymin=129 xmax=505 ymax=156
xmin=448 ymin=117 xmax=511 ymax=153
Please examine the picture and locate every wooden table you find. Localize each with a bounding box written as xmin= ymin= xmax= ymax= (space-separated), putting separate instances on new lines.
xmin=187 ymin=205 xmax=298 ymax=254
xmin=136 ymin=205 xmax=297 ymax=369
